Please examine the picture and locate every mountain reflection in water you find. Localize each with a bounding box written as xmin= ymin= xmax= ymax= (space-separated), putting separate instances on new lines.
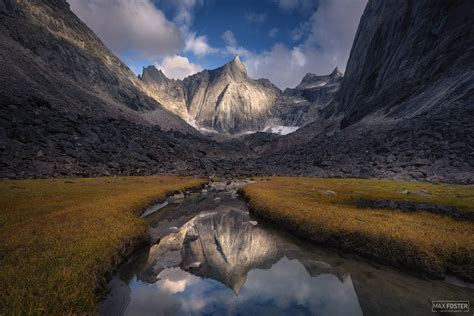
xmin=102 ymin=182 xmax=474 ymax=316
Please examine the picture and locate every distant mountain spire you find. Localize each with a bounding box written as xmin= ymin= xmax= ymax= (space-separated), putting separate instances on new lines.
xmin=330 ymin=67 xmax=343 ymax=78
xmin=140 ymin=65 xmax=169 ymax=84
xmin=224 ymin=54 xmax=247 ymax=78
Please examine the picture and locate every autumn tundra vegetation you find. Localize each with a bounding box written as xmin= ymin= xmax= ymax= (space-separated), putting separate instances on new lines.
xmin=242 ymin=177 xmax=474 ymax=282
xmin=0 ymin=176 xmax=207 ymax=314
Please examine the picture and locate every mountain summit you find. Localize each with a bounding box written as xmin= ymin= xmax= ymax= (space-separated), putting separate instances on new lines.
xmin=142 ymin=56 xmax=281 ymax=134
xmin=223 ymin=54 xmax=247 ymax=79
xmin=140 ymin=65 xmax=188 ymax=119
xmin=297 ymin=67 xmax=342 ymax=90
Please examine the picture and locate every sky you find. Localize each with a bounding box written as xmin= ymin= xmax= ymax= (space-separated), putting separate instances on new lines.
xmin=68 ymin=0 xmax=367 ymax=89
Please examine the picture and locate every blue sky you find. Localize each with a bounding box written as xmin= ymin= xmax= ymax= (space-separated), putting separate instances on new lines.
xmin=158 ymin=0 xmax=317 ymax=69
xmin=69 ymin=0 xmax=366 ymax=88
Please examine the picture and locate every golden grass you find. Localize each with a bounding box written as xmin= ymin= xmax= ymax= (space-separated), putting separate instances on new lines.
xmin=241 ymin=177 xmax=474 ymax=281
xmin=0 ymin=176 xmax=207 ymax=315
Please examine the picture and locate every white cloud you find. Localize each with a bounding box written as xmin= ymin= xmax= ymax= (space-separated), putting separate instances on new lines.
xmin=276 ymin=0 xmax=299 ymax=11
xmin=185 ymin=33 xmax=218 ymax=56
xmin=269 ymin=28 xmax=279 ymax=38
xmin=155 ymin=55 xmax=203 ymax=80
xmin=276 ymin=0 xmax=317 ymax=14
xmin=162 ymin=0 xmax=219 ymax=58
xmin=222 ymin=30 xmax=237 ymax=48
xmin=291 ymin=24 xmax=307 ymax=41
xmin=221 ymin=31 xmax=251 ymax=58
xmin=161 ymin=0 xmax=203 ymax=30
xmin=304 ymin=0 xmax=367 ymax=67
xmin=245 ymin=44 xmax=313 ymax=89
xmin=68 ymin=0 xmax=184 ymax=59
xmin=245 ymin=0 xmax=367 ymax=89
xmin=245 ymin=12 xmax=267 ymax=24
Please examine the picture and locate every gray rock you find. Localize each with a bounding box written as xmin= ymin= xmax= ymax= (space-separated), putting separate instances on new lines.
xmin=168 ymin=227 xmax=179 ymax=234
xmin=273 ymin=68 xmax=343 ymax=127
xmin=319 ymin=190 xmax=336 ymax=196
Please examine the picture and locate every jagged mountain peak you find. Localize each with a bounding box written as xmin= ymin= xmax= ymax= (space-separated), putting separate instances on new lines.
xmin=175 ymin=56 xmax=280 ymax=133
xmin=231 ymin=54 xmax=244 ymax=67
xmin=330 ymin=67 xmax=343 ymax=78
xmin=140 ymin=65 xmax=169 ymax=83
xmin=220 ymin=54 xmax=247 ymax=80
xmin=296 ymin=68 xmax=343 ymax=90
xmin=300 ymin=72 xmax=319 ymax=83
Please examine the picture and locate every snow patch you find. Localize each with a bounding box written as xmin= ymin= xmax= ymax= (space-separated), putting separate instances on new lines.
xmin=186 ymin=118 xmax=218 ymax=134
xmin=263 ymin=125 xmax=300 ymax=135
xmin=184 ymin=118 xmax=300 ymax=136
xmin=304 ymin=81 xmax=327 ymax=88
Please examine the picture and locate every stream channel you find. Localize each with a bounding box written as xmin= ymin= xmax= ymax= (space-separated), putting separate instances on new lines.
xmin=102 ymin=180 xmax=474 ymax=316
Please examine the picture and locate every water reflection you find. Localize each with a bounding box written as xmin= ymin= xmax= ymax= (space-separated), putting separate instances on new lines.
xmin=102 ymin=184 xmax=474 ymax=316
xmin=125 ymin=257 xmax=362 ymax=316
xmin=107 ymin=205 xmax=363 ymax=315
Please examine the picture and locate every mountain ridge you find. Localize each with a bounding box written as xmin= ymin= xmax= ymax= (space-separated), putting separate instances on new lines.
xmin=0 ymin=0 xmax=472 ymax=183
xmin=251 ymin=0 xmax=473 ymax=184
xmin=141 ymin=54 xmax=283 ymax=134
xmin=141 ymin=57 xmax=343 ymax=134
xmin=0 ymin=0 xmax=246 ymax=178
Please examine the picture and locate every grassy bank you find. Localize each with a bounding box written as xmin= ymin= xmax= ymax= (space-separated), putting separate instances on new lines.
xmin=0 ymin=176 xmax=207 ymax=315
xmin=241 ymin=177 xmax=474 ymax=281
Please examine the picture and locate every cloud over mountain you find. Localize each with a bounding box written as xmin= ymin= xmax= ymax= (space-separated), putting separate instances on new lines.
xmin=155 ymin=55 xmax=203 ymax=80
xmin=245 ymin=0 xmax=367 ymax=88
xmin=68 ymin=0 xmax=184 ymax=59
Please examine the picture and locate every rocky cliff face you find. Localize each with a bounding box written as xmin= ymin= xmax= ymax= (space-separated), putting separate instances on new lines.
xmin=139 ymin=66 xmax=189 ymax=120
xmin=1 ymin=0 xmax=472 ymax=183
xmin=0 ymin=0 xmax=245 ymax=178
xmin=142 ymin=56 xmax=282 ymax=134
xmin=247 ymin=0 xmax=474 ymax=184
xmin=330 ymin=0 xmax=473 ymax=127
xmin=142 ymin=56 xmax=341 ymax=134
xmin=273 ymin=68 xmax=342 ymax=126
xmin=0 ymin=0 xmax=193 ymax=131
xmin=185 ymin=55 xmax=281 ymax=133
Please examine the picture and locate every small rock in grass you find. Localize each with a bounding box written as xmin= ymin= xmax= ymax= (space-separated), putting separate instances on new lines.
xmin=249 ymin=220 xmax=258 ymax=226
xmin=414 ymin=189 xmax=431 ymax=196
xmin=319 ymin=190 xmax=336 ymax=196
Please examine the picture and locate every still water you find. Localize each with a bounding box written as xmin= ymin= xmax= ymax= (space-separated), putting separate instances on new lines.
xmin=102 ymin=181 xmax=474 ymax=316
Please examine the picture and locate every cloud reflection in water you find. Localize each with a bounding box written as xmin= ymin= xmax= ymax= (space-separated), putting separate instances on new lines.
xmin=125 ymin=257 xmax=363 ymax=316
